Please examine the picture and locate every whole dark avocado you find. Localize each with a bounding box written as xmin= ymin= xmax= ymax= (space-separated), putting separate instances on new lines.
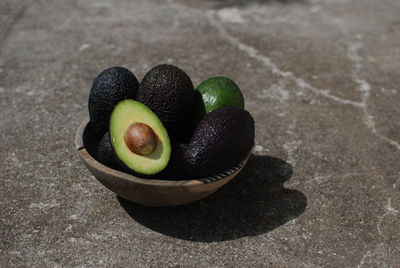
xmin=183 ymin=106 xmax=255 ymax=177
xmin=157 ymin=143 xmax=189 ymax=180
xmin=96 ymin=131 xmax=142 ymax=175
xmin=96 ymin=131 xmax=118 ymax=169
xmin=136 ymin=64 xmax=194 ymax=142
xmin=89 ymin=66 xmax=139 ymax=137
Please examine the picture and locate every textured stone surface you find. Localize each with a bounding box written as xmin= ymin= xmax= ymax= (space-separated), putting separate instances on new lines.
xmin=1 ymin=0 xmax=399 ymax=267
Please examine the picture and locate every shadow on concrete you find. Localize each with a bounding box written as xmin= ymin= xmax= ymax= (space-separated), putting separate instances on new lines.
xmin=118 ymin=154 xmax=307 ymax=242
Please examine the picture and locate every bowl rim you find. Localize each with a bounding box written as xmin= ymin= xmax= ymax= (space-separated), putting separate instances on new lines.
xmin=76 ymin=118 xmax=250 ymax=187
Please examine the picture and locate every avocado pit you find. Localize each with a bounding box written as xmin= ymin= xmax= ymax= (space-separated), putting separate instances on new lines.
xmin=124 ymin=122 xmax=157 ymax=155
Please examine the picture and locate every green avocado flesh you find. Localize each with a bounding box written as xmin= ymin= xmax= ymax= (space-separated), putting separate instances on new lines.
xmin=110 ymin=100 xmax=171 ymax=175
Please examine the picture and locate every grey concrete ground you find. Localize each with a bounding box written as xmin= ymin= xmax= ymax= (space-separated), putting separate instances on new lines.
xmin=1 ymin=0 xmax=399 ymax=267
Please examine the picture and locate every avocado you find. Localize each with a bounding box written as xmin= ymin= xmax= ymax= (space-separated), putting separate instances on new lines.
xmin=183 ymin=106 xmax=254 ymax=177
xmin=109 ymin=99 xmax=171 ymax=175
xmin=96 ymin=131 xmax=116 ymax=168
xmin=89 ymin=66 xmax=139 ymax=137
xmin=136 ymin=64 xmax=194 ymax=142
xmin=96 ymin=132 xmax=140 ymax=174
xmin=157 ymin=143 xmax=189 ymax=180
xmin=193 ymin=76 xmax=245 ymax=125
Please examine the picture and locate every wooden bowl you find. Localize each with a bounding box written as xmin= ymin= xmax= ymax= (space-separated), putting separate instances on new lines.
xmin=75 ymin=119 xmax=250 ymax=207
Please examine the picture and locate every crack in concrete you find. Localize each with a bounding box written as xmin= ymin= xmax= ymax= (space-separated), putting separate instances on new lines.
xmin=316 ymin=7 xmax=400 ymax=150
xmin=210 ymin=8 xmax=400 ymax=150
xmin=283 ymin=140 xmax=301 ymax=165
xmin=357 ymin=250 xmax=371 ymax=268
xmin=377 ymin=197 xmax=399 ymax=235
xmin=168 ymin=0 xmax=399 ymax=151
xmin=282 ymin=120 xmax=301 ymax=165
xmin=206 ymin=11 xmax=363 ymax=108
xmin=347 ymin=42 xmax=400 ymax=150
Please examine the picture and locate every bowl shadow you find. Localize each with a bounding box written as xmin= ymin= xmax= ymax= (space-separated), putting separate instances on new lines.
xmin=118 ymin=154 xmax=307 ymax=242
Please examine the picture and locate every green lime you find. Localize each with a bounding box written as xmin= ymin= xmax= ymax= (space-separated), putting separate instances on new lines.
xmin=193 ymin=76 xmax=244 ymax=124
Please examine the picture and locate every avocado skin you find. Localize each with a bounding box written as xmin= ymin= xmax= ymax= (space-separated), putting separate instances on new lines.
xmin=96 ymin=132 xmax=118 ymax=169
xmin=136 ymin=64 xmax=194 ymax=142
xmin=157 ymin=143 xmax=190 ymax=180
xmin=183 ymin=107 xmax=254 ymax=177
xmin=97 ymin=132 xmax=138 ymax=175
xmin=89 ymin=66 xmax=139 ymax=137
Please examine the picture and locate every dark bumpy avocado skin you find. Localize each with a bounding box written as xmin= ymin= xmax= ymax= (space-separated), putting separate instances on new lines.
xmin=157 ymin=143 xmax=189 ymax=180
xmin=96 ymin=132 xmax=118 ymax=169
xmin=183 ymin=107 xmax=255 ymax=177
xmin=136 ymin=64 xmax=194 ymax=142
xmin=89 ymin=66 xmax=139 ymax=137
xmin=97 ymin=132 xmax=151 ymax=177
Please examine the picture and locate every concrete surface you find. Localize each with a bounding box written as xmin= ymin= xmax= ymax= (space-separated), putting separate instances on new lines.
xmin=1 ymin=0 xmax=399 ymax=267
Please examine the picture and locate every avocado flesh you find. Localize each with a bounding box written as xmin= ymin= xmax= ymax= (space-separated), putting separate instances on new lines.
xmin=136 ymin=64 xmax=194 ymax=142
xmin=110 ymin=100 xmax=171 ymax=175
xmin=89 ymin=66 xmax=139 ymax=137
xmin=184 ymin=106 xmax=255 ymax=177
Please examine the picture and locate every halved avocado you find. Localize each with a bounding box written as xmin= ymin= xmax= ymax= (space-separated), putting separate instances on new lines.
xmin=110 ymin=100 xmax=171 ymax=175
